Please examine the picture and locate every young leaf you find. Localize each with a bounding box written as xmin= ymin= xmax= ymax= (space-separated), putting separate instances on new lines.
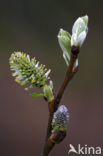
xmin=58 ymin=29 xmax=71 ymax=66
xmin=30 ymin=92 xmax=44 ymax=97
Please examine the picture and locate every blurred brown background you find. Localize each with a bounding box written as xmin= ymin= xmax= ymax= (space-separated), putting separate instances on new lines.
xmin=0 ymin=0 xmax=103 ymax=156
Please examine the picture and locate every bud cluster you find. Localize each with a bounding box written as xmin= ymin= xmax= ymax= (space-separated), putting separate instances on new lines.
xmin=58 ymin=15 xmax=88 ymax=66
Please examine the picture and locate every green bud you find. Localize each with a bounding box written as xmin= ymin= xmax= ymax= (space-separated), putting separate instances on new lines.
xmin=71 ymin=15 xmax=88 ymax=47
xmin=58 ymin=29 xmax=71 ymax=65
xmin=43 ymin=80 xmax=54 ymax=102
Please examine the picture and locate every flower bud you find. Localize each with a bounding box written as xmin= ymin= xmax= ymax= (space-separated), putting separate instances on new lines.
xmin=9 ymin=52 xmax=51 ymax=90
xmin=58 ymin=29 xmax=71 ymax=65
xmin=52 ymin=105 xmax=69 ymax=132
xmin=71 ymin=15 xmax=88 ymax=47
xmin=43 ymin=80 xmax=54 ymax=102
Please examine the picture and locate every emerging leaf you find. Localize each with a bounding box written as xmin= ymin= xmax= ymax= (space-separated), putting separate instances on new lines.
xmin=43 ymin=80 xmax=54 ymax=101
xmin=71 ymin=15 xmax=88 ymax=47
xmin=58 ymin=29 xmax=71 ymax=66
xmin=30 ymin=92 xmax=44 ymax=97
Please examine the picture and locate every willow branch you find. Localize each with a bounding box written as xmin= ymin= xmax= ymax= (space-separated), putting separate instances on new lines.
xmin=41 ymin=100 xmax=54 ymax=156
xmin=54 ymin=53 xmax=78 ymax=112
xmin=42 ymin=47 xmax=79 ymax=156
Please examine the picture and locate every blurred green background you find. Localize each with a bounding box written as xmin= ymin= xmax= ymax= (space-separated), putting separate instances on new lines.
xmin=0 ymin=0 xmax=103 ymax=155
